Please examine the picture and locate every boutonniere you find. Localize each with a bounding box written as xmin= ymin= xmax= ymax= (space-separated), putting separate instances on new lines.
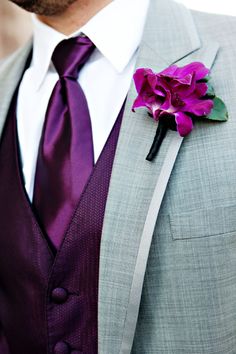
xmin=132 ymin=62 xmax=228 ymax=161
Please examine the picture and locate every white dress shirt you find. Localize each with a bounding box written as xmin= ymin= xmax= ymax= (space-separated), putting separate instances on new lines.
xmin=16 ymin=0 xmax=150 ymax=200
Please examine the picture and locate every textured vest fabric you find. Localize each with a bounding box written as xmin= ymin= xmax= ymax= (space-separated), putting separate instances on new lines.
xmin=0 ymin=86 xmax=123 ymax=354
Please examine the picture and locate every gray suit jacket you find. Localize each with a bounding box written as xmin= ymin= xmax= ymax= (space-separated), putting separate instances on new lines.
xmin=1 ymin=0 xmax=236 ymax=353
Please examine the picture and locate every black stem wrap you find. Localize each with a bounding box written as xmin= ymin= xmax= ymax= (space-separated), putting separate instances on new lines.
xmin=146 ymin=119 xmax=169 ymax=161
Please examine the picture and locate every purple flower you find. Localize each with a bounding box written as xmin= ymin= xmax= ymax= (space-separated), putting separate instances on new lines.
xmin=132 ymin=62 xmax=214 ymax=136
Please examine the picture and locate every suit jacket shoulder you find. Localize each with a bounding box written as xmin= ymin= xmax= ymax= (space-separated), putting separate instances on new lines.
xmin=0 ymin=40 xmax=32 ymax=138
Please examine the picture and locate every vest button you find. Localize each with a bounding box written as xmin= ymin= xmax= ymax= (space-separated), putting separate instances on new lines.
xmin=51 ymin=287 xmax=68 ymax=304
xmin=54 ymin=341 xmax=70 ymax=354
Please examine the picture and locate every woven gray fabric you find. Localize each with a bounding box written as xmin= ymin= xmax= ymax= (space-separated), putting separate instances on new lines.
xmin=1 ymin=0 xmax=236 ymax=353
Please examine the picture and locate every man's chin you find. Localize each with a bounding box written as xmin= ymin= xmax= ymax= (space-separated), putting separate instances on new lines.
xmin=8 ymin=0 xmax=77 ymax=16
xmin=9 ymin=0 xmax=36 ymax=11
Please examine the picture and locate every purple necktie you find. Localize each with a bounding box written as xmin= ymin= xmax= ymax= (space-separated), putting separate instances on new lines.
xmin=33 ymin=36 xmax=95 ymax=250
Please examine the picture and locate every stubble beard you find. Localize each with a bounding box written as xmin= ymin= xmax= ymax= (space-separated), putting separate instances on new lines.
xmin=8 ymin=0 xmax=78 ymax=16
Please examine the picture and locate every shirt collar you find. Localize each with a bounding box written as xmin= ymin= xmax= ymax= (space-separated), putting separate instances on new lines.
xmin=31 ymin=0 xmax=150 ymax=90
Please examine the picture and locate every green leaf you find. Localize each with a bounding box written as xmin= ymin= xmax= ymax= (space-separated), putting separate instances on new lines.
xmin=205 ymin=83 xmax=215 ymax=99
xmin=206 ymin=96 xmax=229 ymax=122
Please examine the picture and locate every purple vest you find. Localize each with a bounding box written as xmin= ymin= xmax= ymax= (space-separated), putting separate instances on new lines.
xmin=0 ymin=85 xmax=122 ymax=353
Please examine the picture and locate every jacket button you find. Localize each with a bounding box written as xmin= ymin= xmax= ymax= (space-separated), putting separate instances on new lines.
xmin=54 ymin=341 xmax=70 ymax=354
xmin=51 ymin=287 xmax=68 ymax=304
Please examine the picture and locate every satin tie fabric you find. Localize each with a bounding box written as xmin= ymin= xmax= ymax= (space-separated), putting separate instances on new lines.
xmin=33 ymin=36 xmax=95 ymax=250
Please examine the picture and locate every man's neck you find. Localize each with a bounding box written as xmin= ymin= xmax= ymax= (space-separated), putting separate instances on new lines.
xmin=37 ymin=0 xmax=112 ymax=35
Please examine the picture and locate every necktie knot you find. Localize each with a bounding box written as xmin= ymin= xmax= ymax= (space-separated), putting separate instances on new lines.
xmin=52 ymin=35 xmax=95 ymax=79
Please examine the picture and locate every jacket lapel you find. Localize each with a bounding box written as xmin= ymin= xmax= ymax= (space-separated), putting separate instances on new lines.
xmin=98 ymin=1 xmax=219 ymax=353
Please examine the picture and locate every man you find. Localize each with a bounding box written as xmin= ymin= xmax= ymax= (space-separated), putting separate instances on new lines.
xmin=0 ymin=0 xmax=236 ymax=353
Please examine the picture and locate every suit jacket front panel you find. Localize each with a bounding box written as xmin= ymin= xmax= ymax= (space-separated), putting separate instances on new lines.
xmin=132 ymin=10 xmax=236 ymax=354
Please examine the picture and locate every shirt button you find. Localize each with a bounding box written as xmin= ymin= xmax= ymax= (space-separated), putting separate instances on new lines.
xmin=54 ymin=341 xmax=70 ymax=354
xmin=51 ymin=287 xmax=68 ymax=304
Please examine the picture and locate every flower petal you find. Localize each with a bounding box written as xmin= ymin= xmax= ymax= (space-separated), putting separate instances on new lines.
xmin=160 ymin=90 xmax=172 ymax=111
xmin=133 ymin=68 xmax=153 ymax=93
xmin=159 ymin=65 xmax=178 ymax=77
xmin=147 ymin=73 xmax=157 ymax=89
xmin=184 ymin=98 xmax=214 ymax=116
xmin=175 ymin=112 xmax=193 ymax=136
xmin=173 ymin=73 xmax=193 ymax=85
xmin=176 ymin=62 xmax=210 ymax=81
xmin=194 ymin=82 xmax=208 ymax=97
xmin=147 ymin=74 xmax=166 ymax=96
xmin=132 ymin=95 xmax=147 ymax=111
xmin=153 ymin=107 xmax=162 ymax=121
xmin=174 ymin=76 xmax=196 ymax=98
